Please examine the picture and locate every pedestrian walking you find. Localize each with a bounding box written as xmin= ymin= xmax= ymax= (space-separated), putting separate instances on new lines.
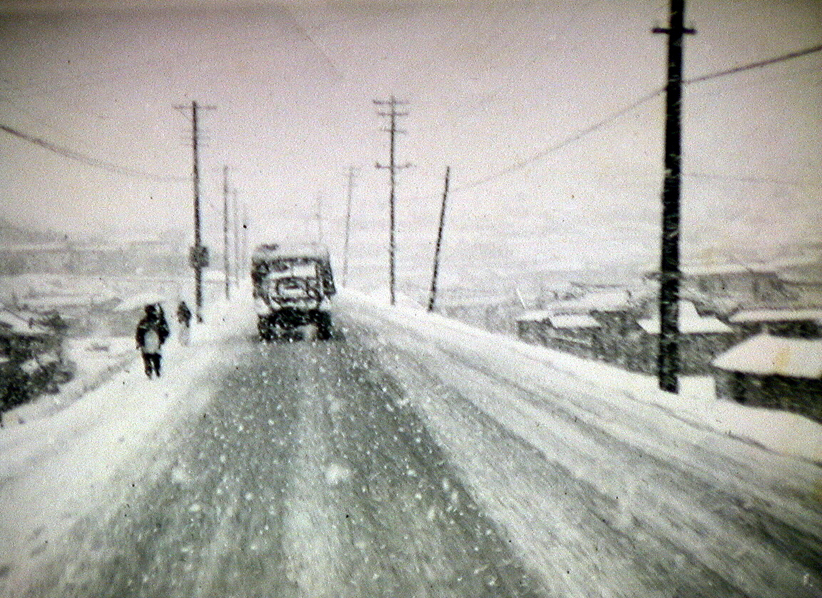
xmin=177 ymin=300 xmax=192 ymax=346
xmin=136 ymin=303 xmax=169 ymax=378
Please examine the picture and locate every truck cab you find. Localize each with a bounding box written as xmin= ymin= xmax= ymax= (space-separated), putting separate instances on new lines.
xmin=251 ymin=243 xmax=336 ymax=340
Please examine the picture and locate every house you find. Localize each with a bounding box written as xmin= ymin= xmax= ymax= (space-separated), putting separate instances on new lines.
xmin=712 ymin=334 xmax=822 ymax=423
xmin=0 ymin=307 xmax=67 ymax=411
xmin=728 ymin=308 xmax=822 ymax=339
xmin=636 ymin=301 xmax=735 ymax=374
xmin=516 ymin=310 xmax=602 ymax=359
xmin=643 ymin=261 xmax=796 ymax=306
xmin=516 ymin=289 xmax=649 ymax=366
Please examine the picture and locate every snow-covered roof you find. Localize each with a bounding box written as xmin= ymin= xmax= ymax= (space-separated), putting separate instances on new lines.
xmin=712 ymin=334 xmax=822 ymax=379
xmin=729 ymin=308 xmax=822 ymax=323
xmin=544 ymin=290 xmax=633 ymax=314
xmin=0 ymin=310 xmax=51 ymax=336
xmin=516 ymin=311 xmax=601 ymax=328
xmin=516 ymin=310 xmax=552 ymax=323
xmin=682 ymin=263 xmax=776 ymax=276
xmin=549 ymin=314 xmax=601 ymax=329
xmin=638 ymin=301 xmax=733 ymax=335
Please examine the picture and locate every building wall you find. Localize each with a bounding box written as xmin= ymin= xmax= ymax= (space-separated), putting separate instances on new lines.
xmin=518 ymin=317 xmax=734 ymax=376
xmin=715 ymin=371 xmax=822 ymax=424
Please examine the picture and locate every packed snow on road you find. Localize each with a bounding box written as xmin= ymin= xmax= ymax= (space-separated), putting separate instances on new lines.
xmin=0 ymin=291 xmax=820 ymax=598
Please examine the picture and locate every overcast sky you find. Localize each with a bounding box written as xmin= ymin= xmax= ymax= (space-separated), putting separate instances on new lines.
xmin=1 ymin=0 xmax=820 ymax=286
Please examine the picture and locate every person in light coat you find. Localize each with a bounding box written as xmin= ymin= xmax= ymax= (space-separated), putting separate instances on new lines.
xmin=135 ymin=304 xmax=170 ymax=378
xmin=176 ymin=300 xmax=192 ymax=346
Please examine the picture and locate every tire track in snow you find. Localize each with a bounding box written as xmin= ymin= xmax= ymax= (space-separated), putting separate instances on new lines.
xmin=339 ymin=312 xmax=822 ymax=598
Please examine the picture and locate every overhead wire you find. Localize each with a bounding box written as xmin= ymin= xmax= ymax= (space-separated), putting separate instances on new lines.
xmin=451 ymin=42 xmax=822 ymax=194
xmin=0 ymin=123 xmax=187 ymax=183
xmin=2 ymin=34 xmax=820 ymax=189
xmin=685 ymin=43 xmax=822 ymax=85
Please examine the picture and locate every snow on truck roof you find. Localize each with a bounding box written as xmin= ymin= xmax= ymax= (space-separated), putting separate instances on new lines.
xmin=251 ymin=243 xmax=330 ymax=261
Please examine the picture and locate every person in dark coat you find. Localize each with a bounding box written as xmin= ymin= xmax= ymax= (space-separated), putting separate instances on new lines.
xmin=135 ymin=303 xmax=170 ymax=378
xmin=176 ymin=300 xmax=192 ymax=346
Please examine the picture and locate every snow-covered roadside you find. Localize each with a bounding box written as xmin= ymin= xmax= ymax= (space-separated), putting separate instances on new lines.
xmin=0 ymin=296 xmax=253 ymax=569
xmin=340 ymin=291 xmax=822 ymax=598
xmin=347 ymin=290 xmax=822 ymax=463
xmin=2 ymin=337 xmax=136 ymax=428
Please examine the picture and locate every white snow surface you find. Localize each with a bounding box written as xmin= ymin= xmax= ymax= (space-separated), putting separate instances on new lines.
xmin=1 ymin=288 xmax=821 ymax=596
xmin=353 ymin=291 xmax=821 ymax=462
xmin=713 ymin=333 xmax=822 ymax=378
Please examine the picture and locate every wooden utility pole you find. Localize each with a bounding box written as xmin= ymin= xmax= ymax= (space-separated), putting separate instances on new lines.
xmin=233 ymin=189 xmax=240 ymax=287
xmin=653 ymin=0 xmax=695 ymax=393
xmin=342 ymin=166 xmax=358 ymax=288
xmin=222 ymin=165 xmax=230 ymax=300
xmin=241 ymin=204 xmax=248 ymax=280
xmin=375 ymin=96 xmax=410 ymax=306
xmin=175 ymin=100 xmax=215 ymax=323
xmin=315 ymin=192 xmax=324 ymax=244
xmin=428 ymin=166 xmax=450 ymax=312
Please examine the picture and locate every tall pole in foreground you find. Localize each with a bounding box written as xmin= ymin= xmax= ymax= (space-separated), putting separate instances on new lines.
xmin=654 ymin=0 xmax=695 ymax=393
xmin=428 ymin=166 xmax=450 ymax=312
xmin=223 ymin=165 xmax=230 ymax=300
xmin=375 ymin=96 xmax=410 ymax=306
xmin=342 ymin=166 xmax=358 ymax=288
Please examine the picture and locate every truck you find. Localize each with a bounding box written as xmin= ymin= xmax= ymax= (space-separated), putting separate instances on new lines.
xmin=251 ymin=243 xmax=336 ymax=340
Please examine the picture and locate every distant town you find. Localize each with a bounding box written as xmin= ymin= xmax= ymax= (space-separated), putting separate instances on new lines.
xmin=2 ymin=216 xmax=822 ymax=423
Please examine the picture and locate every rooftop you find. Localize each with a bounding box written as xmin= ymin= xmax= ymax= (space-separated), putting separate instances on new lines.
xmin=713 ymin=334 xmax=822 ymax=378
xmin=730 ymin=308 xmax=822 ymax=323
xmin=638 ymin=301 xmax=733 ymax=335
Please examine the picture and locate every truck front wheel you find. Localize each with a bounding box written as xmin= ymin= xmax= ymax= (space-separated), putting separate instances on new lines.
xmin=258 ymin=316 xmax=273 ymax=341
xmin=315 ymin=311 xmax=332 ymax=340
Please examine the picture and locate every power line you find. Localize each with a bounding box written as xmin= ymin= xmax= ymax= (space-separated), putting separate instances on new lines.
xmin=683 ymin=171 xmax=822 ymax=187
xmin=0 ymin=123 xmax=186 ymax=183
xmin=686 ymin=42 xmax=822 ymax=85
xmin=452 ymin=89 xmax=663 ymax=194
xmin=452 ymin=42 xmax=822 ymax=194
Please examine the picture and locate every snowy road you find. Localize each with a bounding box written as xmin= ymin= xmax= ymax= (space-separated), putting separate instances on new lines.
xmin=1 ymin=293 xmax=821 ymax=597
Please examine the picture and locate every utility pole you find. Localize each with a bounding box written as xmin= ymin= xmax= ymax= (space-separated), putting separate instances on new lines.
xmin=375 ymin=95 xmax=410 ymax=306
xmin=241 ymin=204 xmax=249 ymax=281
xmin=428 ymin=166 xmax=450 ymax=312
xmin=653 ymin=1 xmax=695 ymax=393
xmin=222 ymin=165 xmax=230 ymax=300
xmin=315 ymin=192 xmax=324 ymax=244
xmin=175 ymin=100 xmax=216 ymax=323
xmin=233 ymin=189 xmax=240 ymax=288
xmin=342 ymin=166 xmax=358 ymax=287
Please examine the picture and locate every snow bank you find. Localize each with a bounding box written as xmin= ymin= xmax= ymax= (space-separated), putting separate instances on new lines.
xmin=344 ymin=290 xmax=822 ymax=463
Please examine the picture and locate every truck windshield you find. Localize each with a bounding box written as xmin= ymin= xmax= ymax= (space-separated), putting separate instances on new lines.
xmin=265 ymin=260 xmax=318 ymax=278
